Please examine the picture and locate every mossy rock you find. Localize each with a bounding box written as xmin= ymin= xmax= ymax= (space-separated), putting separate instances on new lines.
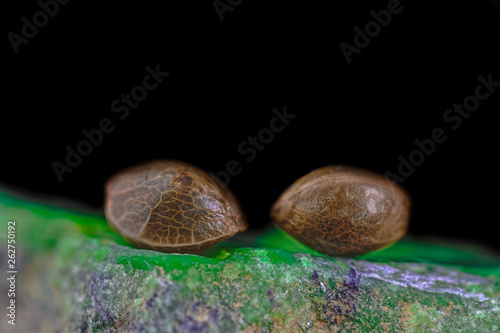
xmin=0 ymin=190 xmax=499 ymax=332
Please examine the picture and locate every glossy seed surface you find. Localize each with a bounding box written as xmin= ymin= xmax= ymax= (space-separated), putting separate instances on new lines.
xmin=271 ymin=165 xmax=411 ymax=257
xmin=105 ymin=160 xmax=247 ymax=253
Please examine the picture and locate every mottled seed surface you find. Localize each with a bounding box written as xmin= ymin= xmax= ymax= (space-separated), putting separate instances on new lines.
xmin=105 ymin=160 xmax=247 ymax=253
xmin=271 ymin=165 xmax=411 ymax=257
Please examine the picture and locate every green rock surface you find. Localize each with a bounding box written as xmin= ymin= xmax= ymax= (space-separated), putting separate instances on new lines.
xmin=0 ymin=189 xmax=499 ymax=332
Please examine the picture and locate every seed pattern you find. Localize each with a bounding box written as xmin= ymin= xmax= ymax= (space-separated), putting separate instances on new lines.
xmin=271 ymin=166 xmax=410 ymax=256
xmin=105 ymin=160 xmax=247 ymax=253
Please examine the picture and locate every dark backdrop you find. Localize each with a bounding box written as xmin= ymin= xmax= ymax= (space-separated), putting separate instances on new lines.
xmin=3 ymin=0 xmax=500 ymax=250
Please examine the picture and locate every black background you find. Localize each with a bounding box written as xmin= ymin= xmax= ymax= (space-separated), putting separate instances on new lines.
xmin=3 ymin=0 xmax=500 ymax=250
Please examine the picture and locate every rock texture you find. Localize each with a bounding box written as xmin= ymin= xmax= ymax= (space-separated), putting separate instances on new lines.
xmin=0 ymin=190 xmax=499 ymax=332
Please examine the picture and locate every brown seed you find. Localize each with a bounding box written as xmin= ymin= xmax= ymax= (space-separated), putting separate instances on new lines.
xmin=105 ymin=160 xmax=248 ymax=253
xmin=270 ymin=165 xmax=411 ymax=257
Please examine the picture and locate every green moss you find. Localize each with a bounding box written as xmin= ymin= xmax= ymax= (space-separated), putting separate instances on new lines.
xmin=405 ymin=302 xmax=442 ymax=332
xmin=1 ymin=189 xmax=500 ymax=332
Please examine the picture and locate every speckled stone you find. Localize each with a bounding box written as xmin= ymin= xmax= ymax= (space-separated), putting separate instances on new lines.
xmin=1 ymin=190 xmax=499 ymax=333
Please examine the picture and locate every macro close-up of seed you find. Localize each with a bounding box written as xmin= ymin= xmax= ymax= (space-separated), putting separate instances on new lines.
xmin=271 ymin=165 xmax=411 ymax=256
xmin=3 ymin=1 xmax=499 ymax=331
xmin=105 ymin=160 xmax=247 ymax=253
